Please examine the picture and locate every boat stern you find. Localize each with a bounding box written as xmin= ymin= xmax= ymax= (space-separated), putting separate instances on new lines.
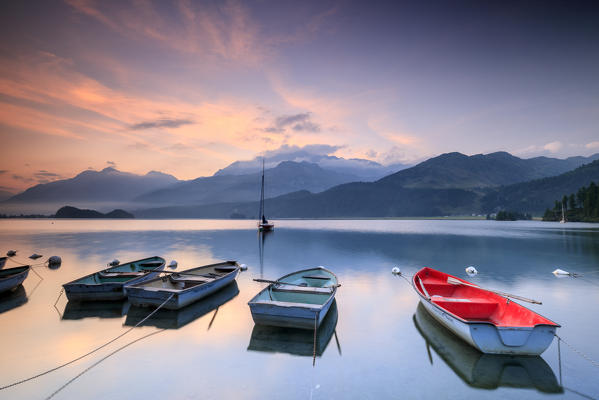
xmin=470 ymin=323 xmax=558 ymax=355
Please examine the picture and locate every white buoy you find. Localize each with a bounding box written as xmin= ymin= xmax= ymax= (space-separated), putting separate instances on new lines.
xmin=552 ymin=268 xmax=571 ymax=276
xmin=391 ymin=267 xmax=401 ymax=275
xmin=29 ymin=253 xmax=43 ymax=260
xmin=109 ymin=259 xmax=120 ymax=266
xmin=6 ymin=250 xmax=16 ymax=257
xmin=240 ymin=263 xmax=248 ymax=271
xmin=465 ymin=266 xmax=478 ymax=276
xmin=48 ymin=256 xmax=62 ymax=269
xmin=168 ymin=260 xmax=178 ymax=269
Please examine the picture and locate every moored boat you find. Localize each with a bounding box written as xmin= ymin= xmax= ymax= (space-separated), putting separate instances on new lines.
xmin=0 ymin=265 xmax=30 ymax=294
xmin=248 ymin=266 xmax=339 ymax=329
xmin=126 ymin=261 xmax=240 ymax=310
xmin=413 ymin=267 xmax=559 ymax=355
xmin=257 ymin=159 xmax=274 ymax=232
xmin=413 ymin=303 xmax=562 ymax=393
xmin=63 ymin=256 xmax=165 ymax=301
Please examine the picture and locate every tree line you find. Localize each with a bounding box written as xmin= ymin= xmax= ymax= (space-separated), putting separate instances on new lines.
xmin=543 ymin=181 xmax=599 ymax=222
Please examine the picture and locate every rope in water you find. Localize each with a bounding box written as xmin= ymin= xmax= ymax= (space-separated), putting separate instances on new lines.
xmin=45 ymin=329 xmax=165 ymax=400
xmin=555 ymin=333 xmax=599 ymax=369
xmin=0 ymin=293 xmax=175 ymax=391
xmin=312 ymin=312 xmax=318 ymax=367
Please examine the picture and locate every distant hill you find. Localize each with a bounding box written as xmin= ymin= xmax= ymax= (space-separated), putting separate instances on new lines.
xmin=481 ymin=160 xmax=599 ymax=214
xmin=135 ymin=161 xmax=361 ymax=206
xmin=55 ymin=206 xmax=134 ymax=218
xmin=5 ymin=167 xmax=179 ymax=204
xmin=377 ymin=151 xmax=599 ymax=189
xmin=214 ymin=152 xmax=408 ymax=180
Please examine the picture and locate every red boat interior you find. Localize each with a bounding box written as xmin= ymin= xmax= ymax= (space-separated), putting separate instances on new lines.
xmin=414 ymin=267 xmax=558 ymax=327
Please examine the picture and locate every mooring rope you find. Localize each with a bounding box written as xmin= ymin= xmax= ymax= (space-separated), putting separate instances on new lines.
xmin=0 ymin=293 xmax=175 ymax=391
xmin=45 ymin=329 xmax=165 ymax=400
xmin=556 ymin=333 xmax=599 ymax=369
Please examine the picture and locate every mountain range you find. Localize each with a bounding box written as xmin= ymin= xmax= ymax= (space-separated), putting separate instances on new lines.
xmin=135 ymin=161 xmax=361 ymax=206
xmin=134 ymin=152 xmax=599 ymax=218
xmin=3 ymin=151 xmax=599 ymax=217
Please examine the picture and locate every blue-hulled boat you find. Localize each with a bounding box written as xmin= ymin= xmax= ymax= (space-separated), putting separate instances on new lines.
xmin=0 ymin=265 xmax=30 ymax=294
xmin=63 ymin=256 xmax=165 ymax=301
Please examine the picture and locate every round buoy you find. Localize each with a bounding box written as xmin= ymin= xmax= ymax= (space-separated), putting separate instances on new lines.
xmin=48 ymin=256 xmax=62 ymax=269
xmin=240 ymin=264 xmax=248 ymax=271
xmin=168 ymin=260 xmax=178 ymax=269
xmin=109 ymin=259 xmax=120 ymax=266
xmin=465 ymin=266 xmax=478 ymax=276
xmin=391 ymin=267 xmax=401 ymax=275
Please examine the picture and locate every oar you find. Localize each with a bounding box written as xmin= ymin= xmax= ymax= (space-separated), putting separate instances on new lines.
xmin=253 ymin=278 xmax=341 ymax=288
xmin=446 ymin=277 xmax=542 ymax=304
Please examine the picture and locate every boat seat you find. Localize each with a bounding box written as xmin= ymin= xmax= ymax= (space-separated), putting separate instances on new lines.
xmin=98 ymin=271 xmax=148 ymax=278
xmin=431 ymin=296 xmax=498 ymax=320
xmin=302 ymin=275 xmax=330 ymax=280
xmin=272 ymin=284 xmax=333 ymax=295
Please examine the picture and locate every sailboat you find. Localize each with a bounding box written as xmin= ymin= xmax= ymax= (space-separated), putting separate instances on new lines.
xmin=560 ymin=202 xmax=566 ymax=224
xmin=258 ymin=159 xmax=274 ymax=232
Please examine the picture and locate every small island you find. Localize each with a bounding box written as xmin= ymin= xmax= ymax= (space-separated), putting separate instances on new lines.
xmin=55 ymin=206 xmax=134 ymax=219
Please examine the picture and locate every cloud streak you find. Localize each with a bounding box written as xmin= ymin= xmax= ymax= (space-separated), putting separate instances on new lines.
xmin=265 ymin=112 xmax=321 ymax=133
xmin=129 ymin=118 xmax=194 ymax=131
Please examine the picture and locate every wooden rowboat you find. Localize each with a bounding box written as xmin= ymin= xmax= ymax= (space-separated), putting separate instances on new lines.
xmin=413 ymin=303 xmax=562 ymax=393
xmin=126 ymin=261 xmax=240 ymax=310
xmin=248 ymin=266 xmax=338 ymax=330
xmin=413 ymin=267 xmax=559 ymax=355
xmin=63 ymin=256 xmax=165 ymax=301
xmin=0 ymin=265 xmax=30 ymax=294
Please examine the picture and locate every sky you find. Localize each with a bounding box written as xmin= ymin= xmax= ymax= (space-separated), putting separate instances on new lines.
xmin=0 ymin=0 xmax=598 ymax=192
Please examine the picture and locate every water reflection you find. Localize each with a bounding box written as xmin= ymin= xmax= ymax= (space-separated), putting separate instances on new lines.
xmin=413 ymin=303 xmax=563 ymax=393
xmin=247 ymin=301 xmax=339 ymax=357
xmin=62 ymin=300 xmax=130 ymax=320
xmin=124 ymin=281 xmax=239 ymax=329
xmin=0 ymin=285 xmax=28 ymax=314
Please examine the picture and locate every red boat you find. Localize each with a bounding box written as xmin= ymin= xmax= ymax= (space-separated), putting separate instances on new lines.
xmin=412 ymin=267 xmax=559 ymax=355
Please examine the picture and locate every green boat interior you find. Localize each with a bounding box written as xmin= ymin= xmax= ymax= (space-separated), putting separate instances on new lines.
xmin=254 ymin=268 xmax=337 ymax=306
xmin=74 ymin=257 xmax=165 ymax=284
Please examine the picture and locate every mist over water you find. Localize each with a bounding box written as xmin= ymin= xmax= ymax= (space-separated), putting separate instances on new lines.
xmin=0 ymin=219 xmax=598 ymax=399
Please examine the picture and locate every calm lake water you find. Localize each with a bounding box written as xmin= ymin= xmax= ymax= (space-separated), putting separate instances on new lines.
xmin=0 ymin=219 xmax=598 ymax=400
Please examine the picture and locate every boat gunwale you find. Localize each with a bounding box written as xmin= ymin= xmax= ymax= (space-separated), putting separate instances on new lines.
xmin=247 ymin=266 xmax=338 ymax=309
xmin=0 ymin=265 xmax=30 ymax=279
xmin=412 ymin=267 xmax=560 ymax=329
xmin=127 ymin=260 xmax=240 ymax=295
xmin=63 ymin=256 xmax=166 ymax=288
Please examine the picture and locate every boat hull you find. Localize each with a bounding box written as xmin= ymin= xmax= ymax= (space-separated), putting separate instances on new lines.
xmin=418 ymin=296 xmax=557 ymax=356
xmin=0 ymin=266 xmax=30 ymax=294
xmin=127 ymin=268 xmax=239 ymax=310
xmin=249 ymin=293 xmax=334 ymax=329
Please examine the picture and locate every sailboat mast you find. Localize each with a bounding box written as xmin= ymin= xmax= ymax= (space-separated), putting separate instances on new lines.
xmin=259 ymin=159 xmax=265 ymax=220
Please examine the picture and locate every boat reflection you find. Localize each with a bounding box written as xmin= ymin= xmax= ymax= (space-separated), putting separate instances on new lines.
xmin=413 ymin=303 xmax=562 ymax=393
xmin=0 ymin=285 xmax=28 ymax=314
xmin=62 ymin=299 xmax=130 ymax=320
xmin=124 ymin=281 xmax=239 ymax=329
xmin=247 ymin=300 xmax=339 ymax=357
